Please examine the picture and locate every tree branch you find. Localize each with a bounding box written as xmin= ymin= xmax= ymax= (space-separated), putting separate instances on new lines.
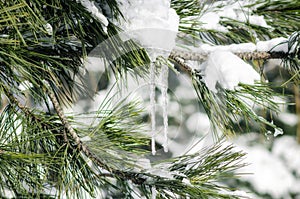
xmin=168 ymin=54 xmax=198 ymax=79
xmin=169 ymin=54 xmax=194 ymax=75
xmin=170 ymin=49 xmax=296 ymax=61
xmin=45 ymin=84 xmax=148 ymax=184
xmin=2 ymin=85 xmax=31 ymax=116
xmin=2 ymin=84 xmax=148 ymax=185
xmin=46 ymin=85 xmax=107 ymax=166
xmin=168 ymin=49 xmax=299 ymax=80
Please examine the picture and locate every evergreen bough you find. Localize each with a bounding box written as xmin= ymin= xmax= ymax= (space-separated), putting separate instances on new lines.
xmin=0 ymin=0 xmax=299 ymax=198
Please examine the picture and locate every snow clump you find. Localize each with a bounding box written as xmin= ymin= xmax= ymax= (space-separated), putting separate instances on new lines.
xmin=117 ymin=0 xmax=179 ymax=60
xmin=202 ymin=50 xmax=260 ymax=93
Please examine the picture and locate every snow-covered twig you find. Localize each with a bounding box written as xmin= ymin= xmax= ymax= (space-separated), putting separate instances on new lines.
xmin=170 ymin=49 xmax=297 ymax=62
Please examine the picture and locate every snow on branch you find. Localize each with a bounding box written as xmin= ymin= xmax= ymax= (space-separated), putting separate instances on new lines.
xmin=169 ymin=48 xmax=283 ymax=136
xmin=171 ymin=36 xmax=299 ymax=62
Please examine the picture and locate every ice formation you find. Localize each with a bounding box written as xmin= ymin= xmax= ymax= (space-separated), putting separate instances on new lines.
xmin=116 ymin=0 xmax=179 ymax=157
xmin=160 ymin=64 xmax=169 ymax=152
xmin=202 ymin=50 xmax=260 ymax=93
xmin=274 ymin=127 xmax=284 ymax=137
xmin=150 ymin=63 xmax=156 ymax=155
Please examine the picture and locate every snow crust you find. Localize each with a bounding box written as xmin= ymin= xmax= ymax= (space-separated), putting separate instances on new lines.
xmin=202 ymin=50 xmax=260 ymax=92
xmin=198 ymin=0 xmax=271 ymax=33
xmin=117 ymin=0 xmax=179 ymax=60
xmin=256 ymin=37 xmax=289 ymax=52
xmin=199 ymin=12 xmax=227 ymax=32
xmin=184 ymin=37 xmax=290 ymax=54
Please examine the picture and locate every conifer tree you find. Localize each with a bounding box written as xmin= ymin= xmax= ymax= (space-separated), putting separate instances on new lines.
xmin=0 ymin=0 xmax=299 ymax=198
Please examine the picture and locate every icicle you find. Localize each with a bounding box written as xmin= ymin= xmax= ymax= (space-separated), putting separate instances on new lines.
xmin=150 ymin=62 xmax=156 ymax=155
xmin=160 ymin=64 xmax=169 ymax=153
xmin=151 ymin=186 xmax=157 ymax=199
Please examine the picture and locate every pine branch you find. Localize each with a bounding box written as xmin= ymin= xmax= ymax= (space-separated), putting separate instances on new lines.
xmin=2 ymin=83 xmax=148 ymax=187
xmin=45 ymin=83 xmax=151 ymax=185
xmin=169 ymin=53 xmax=281 ymax=134
xmin=43 ymin=82 xmax=248 ymax=198
xmin=254 ymin=0 xmax=300 ymax=36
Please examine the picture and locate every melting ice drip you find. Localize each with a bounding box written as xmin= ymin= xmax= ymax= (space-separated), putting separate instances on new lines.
xmin=150 ymin=62 xmax=157 ymax=155
xmin=115 ymin=0 xmax=179 ymax=158
xmin=160 ymin=64 xmax=169 ymax=153
xmin=150 ymin=62 xmax=169 ymax=156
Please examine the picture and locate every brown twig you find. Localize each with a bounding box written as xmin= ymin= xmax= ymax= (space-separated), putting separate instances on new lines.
xmin=168 ymin=53 xmax=194 ymax=76
xmin=46 ymin=86 xmax=106 ymax=166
